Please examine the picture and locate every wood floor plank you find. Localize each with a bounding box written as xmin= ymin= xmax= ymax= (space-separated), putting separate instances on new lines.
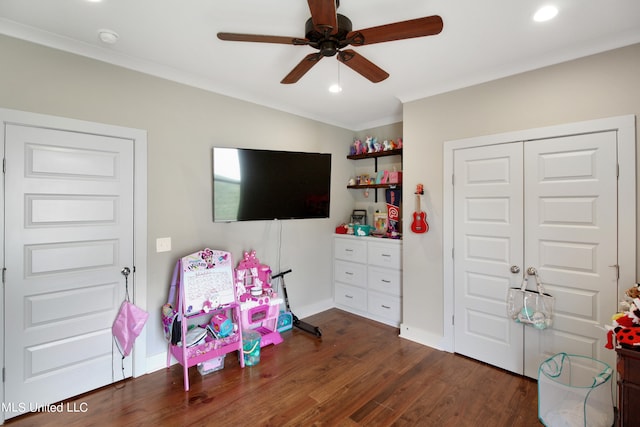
xmin=5 ymin=309 xmax=541 ymax=427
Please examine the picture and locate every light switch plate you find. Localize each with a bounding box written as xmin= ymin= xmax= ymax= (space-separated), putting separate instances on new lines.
xmin=156 ymin=237 xmax=171 ymax=252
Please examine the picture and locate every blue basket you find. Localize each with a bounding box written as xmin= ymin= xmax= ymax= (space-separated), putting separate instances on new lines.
xmin=242 ymin=330 xmax=262 ymax=366
xmin=538 ymin=353 xmax=613 ymax=427
xmin=277 ymin=310 xmax=293 ymax=332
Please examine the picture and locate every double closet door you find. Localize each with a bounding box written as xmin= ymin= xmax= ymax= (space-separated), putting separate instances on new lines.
xmin=453 ymin=131 xmax=618 ymax=378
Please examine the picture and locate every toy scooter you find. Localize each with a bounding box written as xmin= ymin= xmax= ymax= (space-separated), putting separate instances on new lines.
xmin=272 ymin=269 xmax=322 ymax=338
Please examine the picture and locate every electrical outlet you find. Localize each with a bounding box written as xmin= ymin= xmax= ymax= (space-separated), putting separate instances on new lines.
xmin=156 ymin=237 xmax=172 ymax=253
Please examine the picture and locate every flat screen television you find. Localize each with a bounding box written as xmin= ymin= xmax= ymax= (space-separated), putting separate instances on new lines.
xmin=212 ymin=147 xmax=331 ymax=222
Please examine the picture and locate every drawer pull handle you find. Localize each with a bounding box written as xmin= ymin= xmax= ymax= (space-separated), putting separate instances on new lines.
xmin=345 ymin=272 xmax=354 ymax=275
xmin=345 ymin=295 xmax=353 ymax=299
xmin=381 ymin=254 xmax=391 ymax=257
xmin=381 ymin=279 xmax=391 ymax=283
xmin=345 ymin=249 xmax=354 ymax=252
xmin=381 ymin=305 xmax=391 ymax=309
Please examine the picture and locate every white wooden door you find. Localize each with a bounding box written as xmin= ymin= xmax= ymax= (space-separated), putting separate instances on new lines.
xmin=522 ymin=132 xmax=618 ymax=377
xmin=454 ymin=131 xmax=618 ymax=377
xmin=453 ymin=142 xmax=524 ymax=373
xmin=3 ymin=124 xmax=134 ymax=418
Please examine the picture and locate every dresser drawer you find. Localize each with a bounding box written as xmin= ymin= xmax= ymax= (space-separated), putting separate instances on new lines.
xmin=368 ymin=266 xmax=401 ymax=296
xmin=618 ymin=348 xmax=640 ymax=386
xmin=335 ymin=259 xmax=366 ymax=288
xmin=335 ymin=283 xmax=367 ymax=312
xmin=368 ymin=292 xmax=401 ymax=323
xmin=334 ymin=238 xmax=367 ymax=263
xmin=367 ymin=242 xmax=401 ymax=269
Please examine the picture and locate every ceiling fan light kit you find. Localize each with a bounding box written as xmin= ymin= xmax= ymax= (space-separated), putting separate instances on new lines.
xmin=217 ymin=0 xmax=443 ymax=84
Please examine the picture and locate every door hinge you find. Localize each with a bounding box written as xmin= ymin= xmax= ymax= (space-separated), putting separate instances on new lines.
xmin=617 ymin=163 xmax=619 ymax=179
xmin=452 ymin=174 xmax=455 ymax=185
xmin=452 ymin=248 xmax=454 ymax=259
xmin=2 ymin=267 xmax=5 ymax=284
xmin=2 ymin=157 xmax=5 ymax=174
xmin=2 ymin=367 xmax=4 ymax=383
xmin=452 ymin=315 xmax=455 ymax=326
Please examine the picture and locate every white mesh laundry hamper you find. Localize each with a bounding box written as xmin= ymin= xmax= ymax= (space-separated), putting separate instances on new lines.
xmin=538 ymin=353 xmax=614 ymax=427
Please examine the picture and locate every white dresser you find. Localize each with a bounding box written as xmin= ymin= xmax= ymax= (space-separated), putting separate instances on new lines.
xmin=333 ymin=235 xmax=402 ymax=327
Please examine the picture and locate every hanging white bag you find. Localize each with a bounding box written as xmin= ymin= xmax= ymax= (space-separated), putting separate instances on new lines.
xmin=507 ymin=269 xmax=554 ymax=330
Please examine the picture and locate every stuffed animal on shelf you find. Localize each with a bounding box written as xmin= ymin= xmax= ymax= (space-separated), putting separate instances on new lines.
xmin=351 ymin=138 xmax=362 ymax=155
xmin=365 ymin=136 xmax=378 ymax=153
xmin=202 ymin=293 xmax=220 ymax=313
xmin=614 ymin=326 xmax=640 ymax=349
xmin=605 ymin=297 xmax=640 ymax=349
xmin=619 ymin=283 xmax=640 ymax=312
xmin=626 ymin=283 xmax=640 ymax=299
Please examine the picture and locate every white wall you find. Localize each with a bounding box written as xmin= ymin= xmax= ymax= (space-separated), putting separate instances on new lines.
xmin=0 ymin=34 xmax=355 ymax=361
xmin=3 ymin=32 xmax=639 ymax=367
xmin=400 ymin=43 xmax=640 ymax=348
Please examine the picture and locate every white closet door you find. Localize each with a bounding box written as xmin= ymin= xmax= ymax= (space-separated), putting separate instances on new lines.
xmin=453 ymin=131 xmax=618 ymax=377
xmin=522 ymin=131 xmax=618 ymax=377
xmin=453 ymin=142 xmax=524 ymax=373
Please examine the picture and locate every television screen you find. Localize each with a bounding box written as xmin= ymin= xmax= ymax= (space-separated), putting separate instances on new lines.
xmin=212 ymin=147 xmax=331 ymax=222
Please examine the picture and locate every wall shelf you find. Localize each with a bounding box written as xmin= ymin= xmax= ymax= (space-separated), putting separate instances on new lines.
xmin=347 ymin=148 xmax=402 ymax=202
xmin=346 ymin=148 xmax=402 ymax=161
xmin=347 ymin=184 xmax=399 ymax=190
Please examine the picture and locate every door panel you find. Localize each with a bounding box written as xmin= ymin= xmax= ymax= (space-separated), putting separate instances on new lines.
xmin=523 ymin=132 xmax=618 ymax=377
xmin=454 ymin=131 xmax=618 ymax=378
xmin=453 ymin=143 xmax=524 ymax=373
xmin=4 ymin=124 xmax=134 ymax=418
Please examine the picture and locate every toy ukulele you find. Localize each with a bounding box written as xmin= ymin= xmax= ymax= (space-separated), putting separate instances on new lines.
xmin=411 ymin=183 xmax=429 ymax=233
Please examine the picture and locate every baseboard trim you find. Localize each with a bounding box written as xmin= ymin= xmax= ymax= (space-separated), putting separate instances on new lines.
xmin=399 ymin=323 xmax=450 ymax=352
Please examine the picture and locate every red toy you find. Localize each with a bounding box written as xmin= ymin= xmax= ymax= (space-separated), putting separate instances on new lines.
xmin=411 ymin=183 xmax=428 ymax=234
xmin=605 ymin=298 xmax=640 ymax=349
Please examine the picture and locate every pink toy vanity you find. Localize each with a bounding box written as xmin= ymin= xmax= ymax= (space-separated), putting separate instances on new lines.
xmin=235 ymin=251 xmax=283 ymax=347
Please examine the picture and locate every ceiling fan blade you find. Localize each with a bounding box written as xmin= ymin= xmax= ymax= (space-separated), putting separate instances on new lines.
xmin=281 ymin=53 xmax=324 ymax=84
xmin=337 ymin=49 xmax=389 ymax=83
xmin=347 ymin=15 xmax=443 ymax=46
xmin=217 ymin=32 xmax=309 ymax=46
xmin=307 ymin=0 xmax=338 ymax=35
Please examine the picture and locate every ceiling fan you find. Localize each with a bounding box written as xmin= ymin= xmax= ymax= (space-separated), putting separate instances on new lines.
xmin=217 ymin=0 xmax=443 ymax=84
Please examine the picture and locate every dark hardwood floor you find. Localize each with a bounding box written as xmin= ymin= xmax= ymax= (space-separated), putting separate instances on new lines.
xmin=6 ymin=309 xmax=540 ymax=426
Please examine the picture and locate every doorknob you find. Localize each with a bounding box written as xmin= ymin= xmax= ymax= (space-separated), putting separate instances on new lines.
xmin=527 ymin=267 xmax=537 ymax=276
xmin=510 ymin=265 xmax=520 ymax=274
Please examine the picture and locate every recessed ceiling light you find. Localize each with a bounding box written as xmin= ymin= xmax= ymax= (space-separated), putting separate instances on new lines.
xmin=98 ymin=29 xmax=119 ymax=44
xmin=329 ymin=84 xmax=342 ymax=93
xmin=534 ymin=5 xmax=558 ymax=22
